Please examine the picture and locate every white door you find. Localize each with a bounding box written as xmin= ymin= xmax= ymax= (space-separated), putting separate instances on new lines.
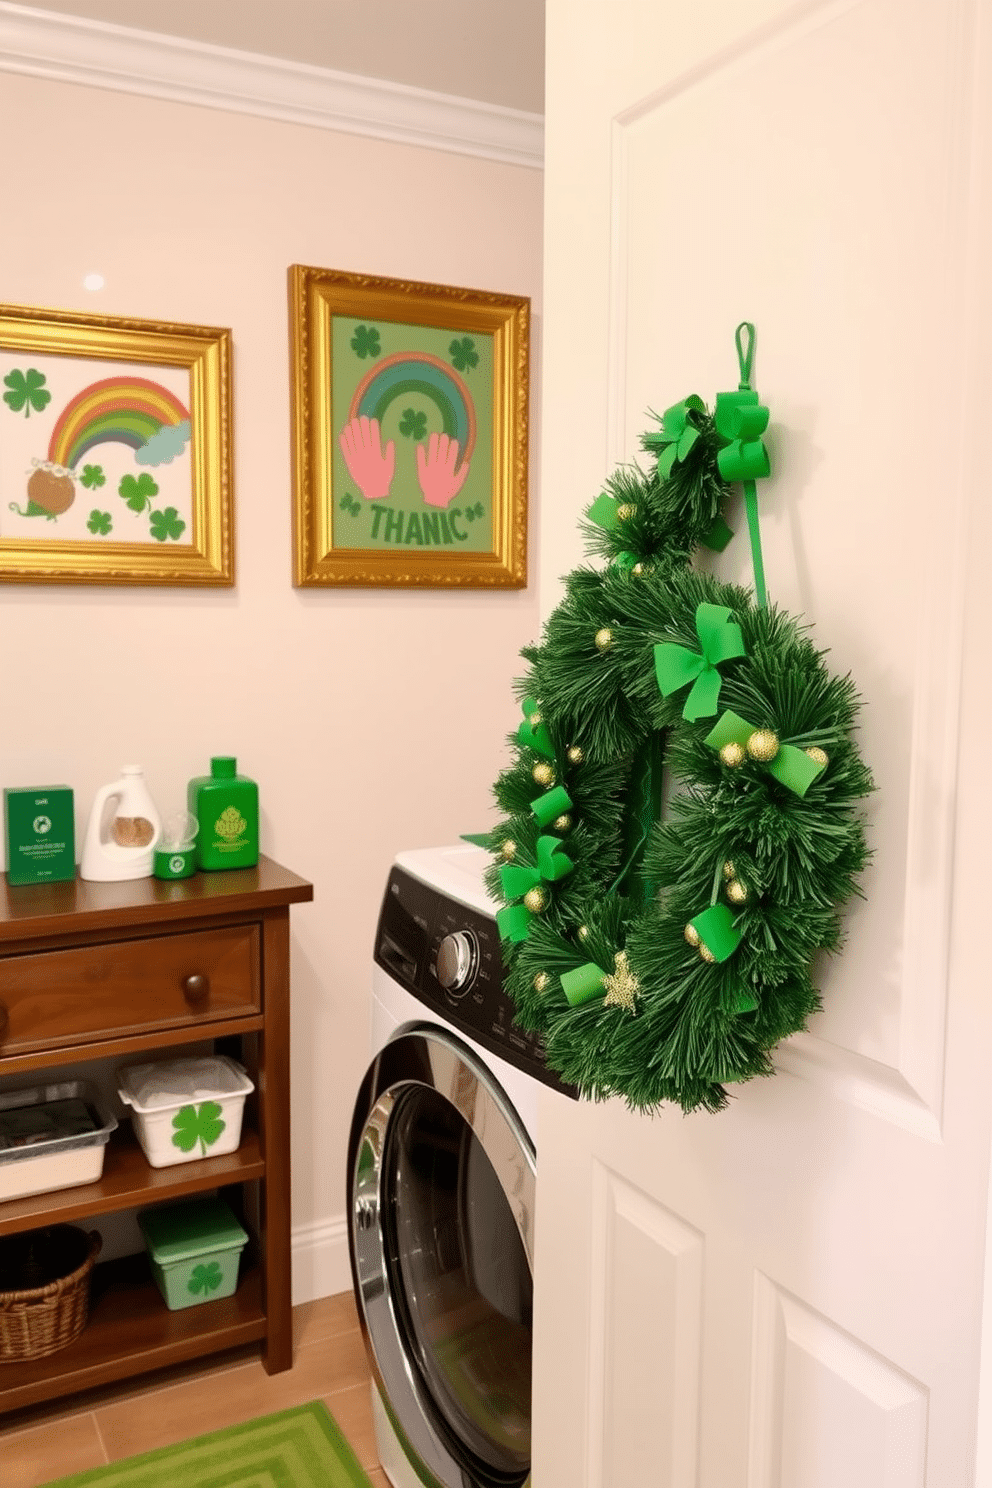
xmin=532 ymin=1 xmax=992 ymax=1483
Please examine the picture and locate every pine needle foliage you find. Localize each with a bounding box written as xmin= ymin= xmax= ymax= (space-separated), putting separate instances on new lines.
xmin=486 ymin=400 xmax=873 ymax=1115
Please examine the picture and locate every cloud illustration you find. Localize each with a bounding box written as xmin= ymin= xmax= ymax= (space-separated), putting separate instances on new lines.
xmin=136 ymin=419 xmax=192 ymax=467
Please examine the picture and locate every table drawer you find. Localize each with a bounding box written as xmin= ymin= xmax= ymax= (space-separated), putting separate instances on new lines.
xmin=0 ymin=926 xmax=260 ymax=1055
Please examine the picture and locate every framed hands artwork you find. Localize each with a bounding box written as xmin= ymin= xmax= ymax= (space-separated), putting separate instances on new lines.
xmin=289 ymin=266 xmax=529 ymax=588
xmin=0 ymin=302 xmax=232 ymax=585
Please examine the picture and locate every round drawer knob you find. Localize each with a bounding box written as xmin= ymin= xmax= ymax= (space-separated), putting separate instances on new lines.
xmin=182 ymin=974 xmax=210 ymax=1002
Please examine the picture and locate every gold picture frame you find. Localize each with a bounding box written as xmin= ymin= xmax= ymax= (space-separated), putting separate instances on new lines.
xmin=289 ymin=265 xmax=528 ymax=588
xmin=0 ymin=302 xmax=232 ymax=585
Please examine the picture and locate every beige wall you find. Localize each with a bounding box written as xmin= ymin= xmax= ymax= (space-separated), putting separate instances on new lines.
xmin=0 ymin=70 xmax=543 ymax=1294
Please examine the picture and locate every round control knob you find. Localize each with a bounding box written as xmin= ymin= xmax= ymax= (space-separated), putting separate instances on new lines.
xmin=436 ymin=931 xmax=477 ymax=996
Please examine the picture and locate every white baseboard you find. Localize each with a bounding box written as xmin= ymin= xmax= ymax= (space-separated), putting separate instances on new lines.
xmin=291 ymin=1212 xmax=352 ymax=1305
xmin=0 ymin=1 xmax=544 ymax=167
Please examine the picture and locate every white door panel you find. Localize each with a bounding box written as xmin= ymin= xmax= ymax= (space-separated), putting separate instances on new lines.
xmin=534 ymin=10 xmax=992 ymax=1463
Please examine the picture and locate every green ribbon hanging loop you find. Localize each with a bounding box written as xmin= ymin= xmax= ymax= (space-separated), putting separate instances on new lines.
xmin=714 ymin=322 xmax=771 ymax=609
xmin=515 ymin=696 xmax=554 ymax=759
xmin=654 ymin=602 xmax=746 ymax=721
xmin=704 ymin=711 xmax=826 ymax=797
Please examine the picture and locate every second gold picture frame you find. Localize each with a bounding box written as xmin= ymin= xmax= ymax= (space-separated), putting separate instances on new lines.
xmin=289 ymin=265 xmax=529 ymax=589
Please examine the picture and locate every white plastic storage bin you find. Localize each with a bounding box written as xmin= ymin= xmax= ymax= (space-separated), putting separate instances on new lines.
xmin=117 ymin=1056 xmax=254 ymax=1169
xmin=0 ymin=1081 xmax=117 ymax=1201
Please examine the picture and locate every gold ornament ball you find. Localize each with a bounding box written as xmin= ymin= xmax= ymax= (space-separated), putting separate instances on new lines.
xmin=684 ymin=923 xmax=701 ymax=948
xmin=747 ymin=729 xmax=780 ymax=762
xmin=806 ymin=746 xmax=829 ymax=768
xmin=533 ymin=972 xmax=550 ymax=993
xmin=532 ymin=761 xmax=555 ymax=787
xmin=529 ymin=710 xmax=542 ymax=726
xmin=524 ymin=886 xmax=547 ymax=913
xmin=726 ymin=878 xmax=749 ymax=905
xmin=720 ymin=742 xmax=746 ymax=768
xmin=500 ymin=839 xmax=517 ymax=860
xmin=699 ymin=943 xmax=716 ymax=964
xmin=723 ymin=860 xmax=735 ymax=881
xmin=578 ymin=924 xmax=590 ymax=941
xmin=594 ymin=627 xmax=614 ymax=652
xmin=553 ymin=814 xmax=573 ymax=832
xmin=567 ymin=745 xmax=584 ymax=765
xmin=616 ymin=503 xmax=637 ymax=521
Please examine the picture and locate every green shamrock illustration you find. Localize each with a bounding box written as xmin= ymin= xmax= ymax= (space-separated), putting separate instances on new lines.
xmin=399 ymin=408 xmax=427 ymax=440
xmin=463 ymin=502 xmax=485 ymax=522
xmin=449 ymin=337 xmax=478 ymax=373
xmin=119 ymin=472 xmax=159 ymax=513
xmin=80 ymin=464 xmax=106 ymax=490
xmin=171 ymin=1100 xmax=226 ymax=1155
xmin=188 ymin=1261 xmax=224 ymax=1297
xmin=350 ymin=324 xmax=381 ymax=359
xmin=149 ymin=506 xmax=186 ymax=542
xmin=339 ymin=494 xmax=361 ymax=516
xmin=87 ymin=510 xmax=112 ymax=535
xmin=3 ymin=367 xmax=51 ymax=416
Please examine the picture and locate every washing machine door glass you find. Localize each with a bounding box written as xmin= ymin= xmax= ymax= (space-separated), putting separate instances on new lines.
xmin=384 ymin=1081 xmax=532 ymax=1477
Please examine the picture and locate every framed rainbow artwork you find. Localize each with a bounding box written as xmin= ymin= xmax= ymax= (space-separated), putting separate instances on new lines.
xmin=289 ymin=266 xmax=528 ymax=588
xmin=0 ymin=302 xmax=232 ymax=586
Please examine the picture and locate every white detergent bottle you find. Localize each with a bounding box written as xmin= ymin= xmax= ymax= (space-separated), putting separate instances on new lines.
xmin=80 ymin=766 xmax=163 ymax=881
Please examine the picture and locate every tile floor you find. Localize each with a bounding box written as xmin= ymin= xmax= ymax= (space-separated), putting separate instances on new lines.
xmin=1 ymin=1290 xmax=390 ymax=1487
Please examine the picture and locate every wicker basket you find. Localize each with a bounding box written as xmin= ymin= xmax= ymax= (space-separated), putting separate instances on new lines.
xmin=0 ymin=1225 xmax=102 ymax=1361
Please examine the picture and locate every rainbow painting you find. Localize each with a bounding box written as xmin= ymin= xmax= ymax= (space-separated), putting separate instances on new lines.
xmin=349 ymin=353 xmax=476 ymax=469
xmin=47 ymin=376 xmax=191 ymax=471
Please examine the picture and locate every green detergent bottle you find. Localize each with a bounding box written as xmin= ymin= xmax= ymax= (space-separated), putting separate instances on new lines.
xmin=187 ymin=756 xmax=259 ymax=870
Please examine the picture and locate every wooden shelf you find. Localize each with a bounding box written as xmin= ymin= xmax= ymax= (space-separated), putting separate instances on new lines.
xmin=0 ymin=1253 xmax=266 ymax=1413
xmin=0 ymin=856 xmax=312 ymax=1413
xmin=0 ymin=1124 xmax=265 ymax=1237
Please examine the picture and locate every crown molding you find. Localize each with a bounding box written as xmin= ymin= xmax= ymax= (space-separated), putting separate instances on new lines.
xmin=0 ymin=1 xmax=544 ymax=168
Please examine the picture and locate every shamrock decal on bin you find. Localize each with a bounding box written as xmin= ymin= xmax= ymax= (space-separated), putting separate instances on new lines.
xmin=188 ymin=1262 xmax=224 ymax=1297
xmin=171 ymin=1100 xmax=226 ymax=1156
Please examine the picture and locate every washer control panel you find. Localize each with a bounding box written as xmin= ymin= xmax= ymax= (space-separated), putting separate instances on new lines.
xmin=374 ymin=865 xmax=577 ymax=1097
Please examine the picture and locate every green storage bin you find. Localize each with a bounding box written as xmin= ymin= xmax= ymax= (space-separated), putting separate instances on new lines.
xmin=138 ymin=1197 xmax=248 ymax=1311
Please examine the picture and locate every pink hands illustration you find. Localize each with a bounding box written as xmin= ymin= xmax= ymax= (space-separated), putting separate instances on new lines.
xmin=416 ymin=432 xmax=471 ymax=509
xmin=339 ymin=415 xmax=395 ymax=501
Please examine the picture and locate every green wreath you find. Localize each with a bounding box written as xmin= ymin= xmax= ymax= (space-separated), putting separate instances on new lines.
xmin=479 ymin=325 xmax=873 ymax=1115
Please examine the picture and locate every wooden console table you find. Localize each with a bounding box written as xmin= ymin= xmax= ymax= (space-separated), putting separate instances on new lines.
xmin=0 ymin=854 xmax=313 ymax=1414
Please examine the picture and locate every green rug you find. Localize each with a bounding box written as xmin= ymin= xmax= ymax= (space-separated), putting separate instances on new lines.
xmin=48 ymin=1401 xmax=374 ymax=1487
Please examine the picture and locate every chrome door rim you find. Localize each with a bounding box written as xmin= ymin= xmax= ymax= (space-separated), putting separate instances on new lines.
xmin=348 ymin=1022 xmax=536 ymax=1488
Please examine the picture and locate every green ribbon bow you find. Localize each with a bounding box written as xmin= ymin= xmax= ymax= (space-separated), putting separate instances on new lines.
xmin=586 ymin=493 xmax=620 ymax=532
xmin=515 ymin=696 xmax=554 ymax=759
xmin=531 ymin=785 xmax=573 ymax=828
xmin=654 ymin=603 xmax=745 ymax=722
xmin=496 ymin=834 xmax=575 ymax=944
xmin=715 ymin=392 xmax=771 ymax=484
xmin=495 ymin=903 xmax=533 ymax=943
xmin=652 ymin=395 xmax=705 ymax=480
xmin=704 ymin=711 xmax=826 ymax=797
xmin=561 ymin=960 xmax=609 ymax=1007
xmin=688 ymin=903 xmax=742 ymax=964
xmin=500 ymin=833 xmax=575 ymax=901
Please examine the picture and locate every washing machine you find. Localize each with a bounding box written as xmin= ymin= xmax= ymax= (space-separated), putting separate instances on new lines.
xmin=347 ymin=842 xmax=576 ymax=1488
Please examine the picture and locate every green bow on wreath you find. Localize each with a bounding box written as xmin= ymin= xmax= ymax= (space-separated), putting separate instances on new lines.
xmin=478 ymin=321 xmax=873 ymax=1115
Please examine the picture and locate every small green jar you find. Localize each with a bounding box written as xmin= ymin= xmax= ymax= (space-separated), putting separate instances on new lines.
xmin=187 ymin=757 xmax=259 ymax=871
